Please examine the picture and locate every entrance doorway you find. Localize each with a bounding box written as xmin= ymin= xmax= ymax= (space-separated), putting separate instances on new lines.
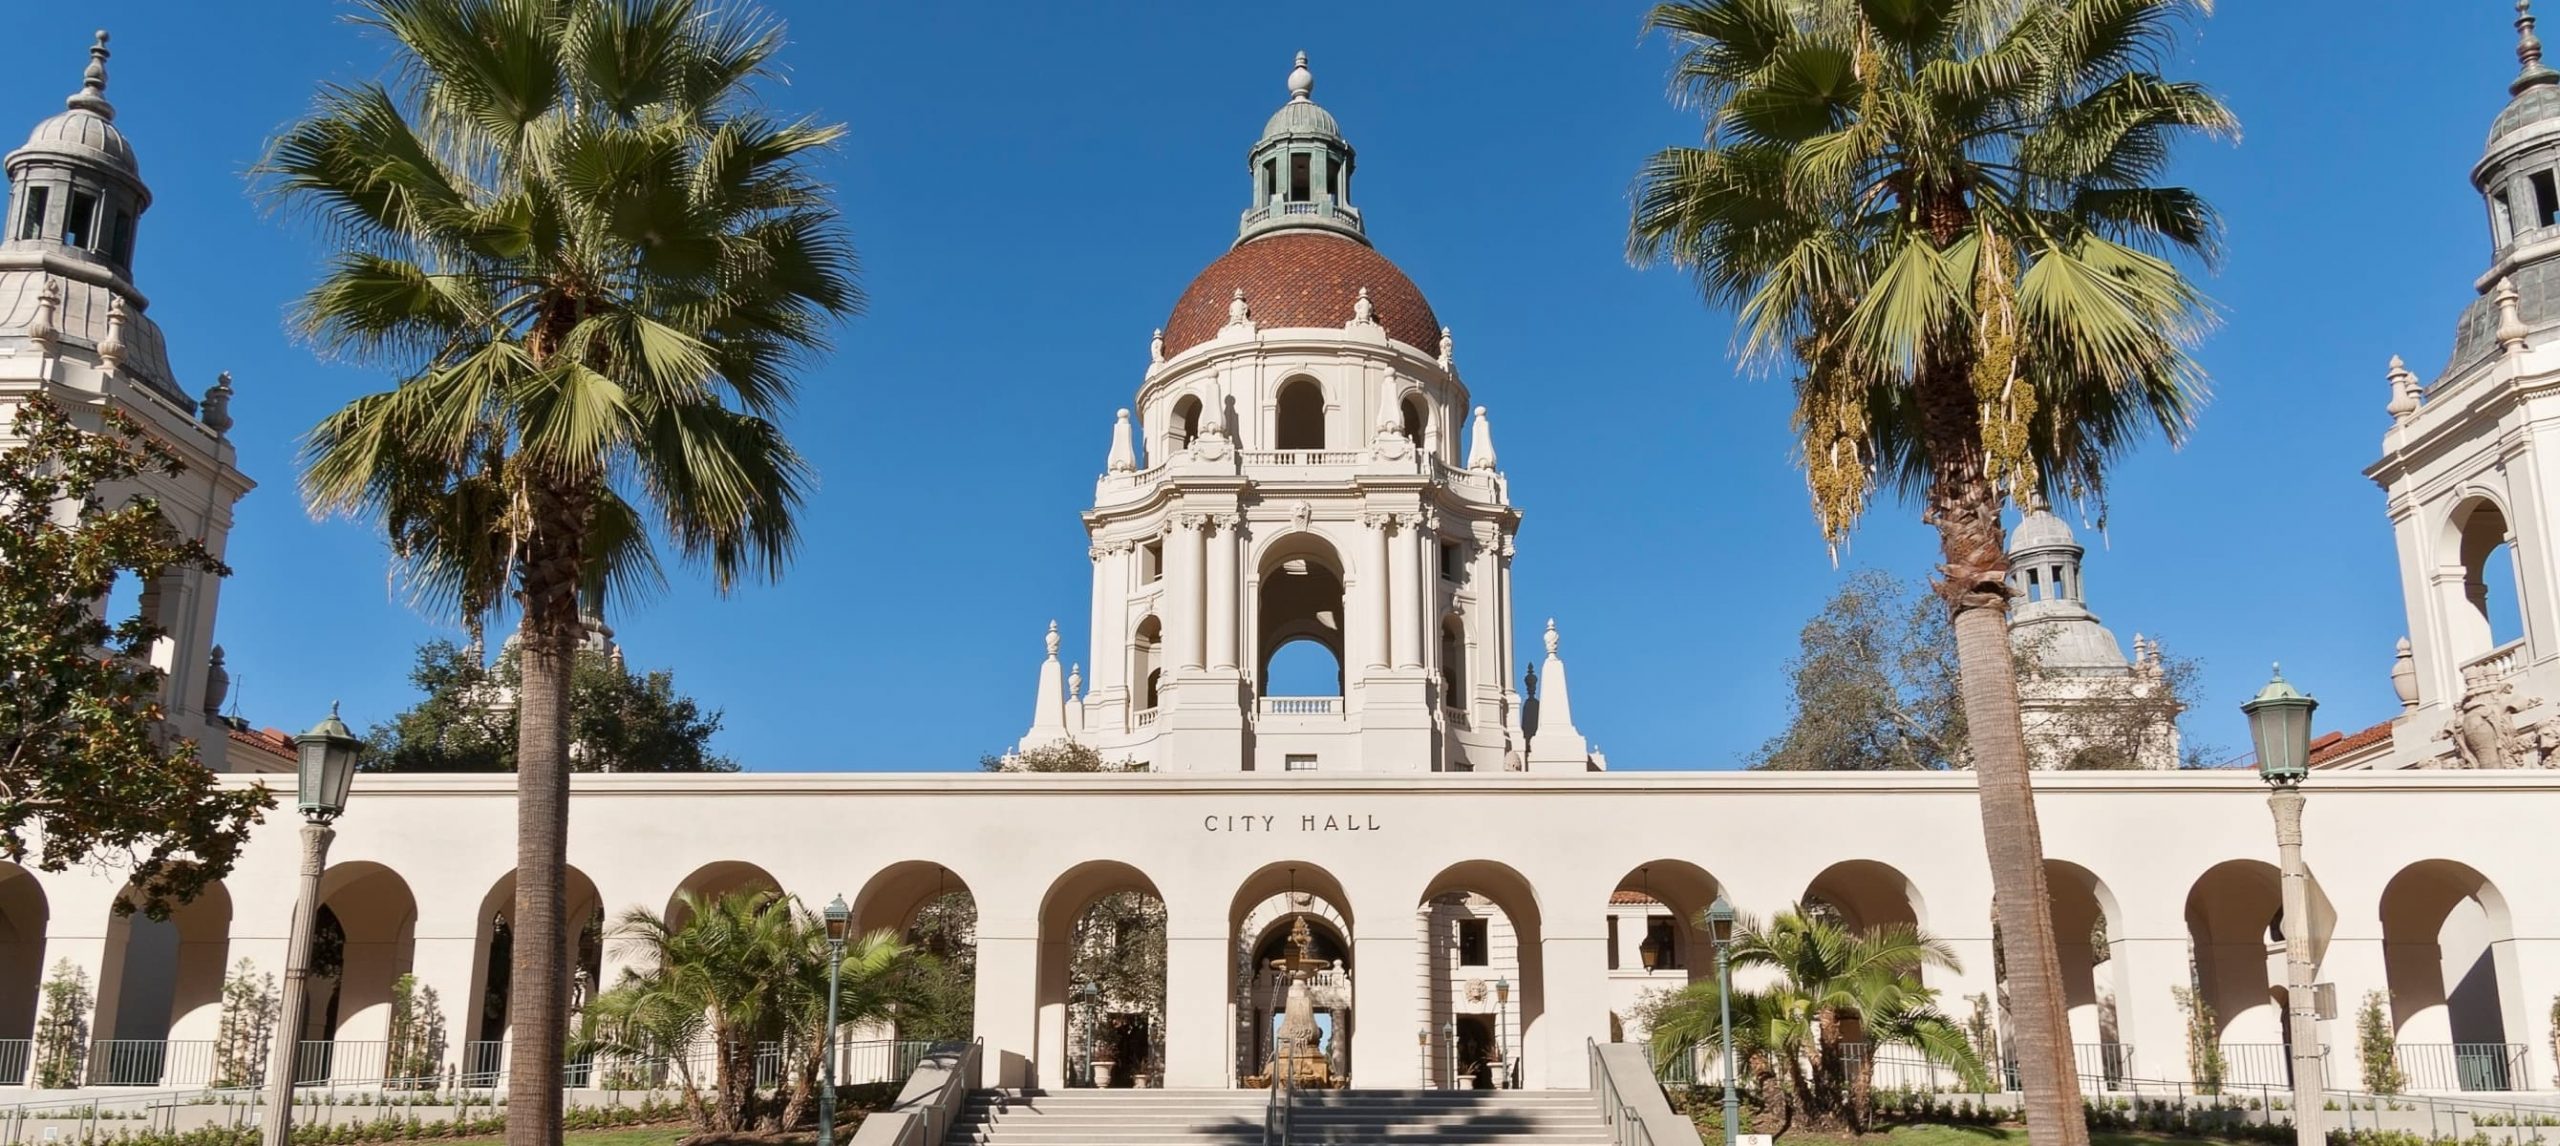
xmin=1456 ymin=1015 xmax=1497 ymax=1089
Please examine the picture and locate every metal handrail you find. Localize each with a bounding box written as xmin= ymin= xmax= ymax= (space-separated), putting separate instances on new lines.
xmin=1590 ymin=1039 xmax=1656 ymax=1146
xmin=1262 ymin=1040 xmax=1298 ymax=1146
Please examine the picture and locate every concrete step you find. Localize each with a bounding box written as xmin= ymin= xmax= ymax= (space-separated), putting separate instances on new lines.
xmin=947 ymin=1087 xmax=1610 ymax=1145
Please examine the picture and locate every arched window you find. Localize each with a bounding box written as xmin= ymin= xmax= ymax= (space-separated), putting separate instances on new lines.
xmin=1401 ymin=395 xmax=1427 ymax=450
xmin=1257 ymin=541 xmax=1347 ymax=698
xmin=1264 ymin=638 xmax=1343 ymax=697
xmin=1439 ymin=616 xmax=1466 ymax=707
xmin=2456 ymin=500 xmax=2526 ymax=654
xmin=1275 ymin=378 xmax=1325 ymax=450
xmin=1132 ymin=616 xmax=1163 ymax=713
xmin=1171 ymin=395 xmax=1202 ymax=451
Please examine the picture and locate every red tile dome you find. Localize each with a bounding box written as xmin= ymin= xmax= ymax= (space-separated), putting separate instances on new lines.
xmin=1161 ymin=232 xmax=1439 ymax=358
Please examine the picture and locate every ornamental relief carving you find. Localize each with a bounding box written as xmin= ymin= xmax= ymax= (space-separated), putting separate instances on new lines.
xmin=2434 ymin=666 xmax=2560 ymax=769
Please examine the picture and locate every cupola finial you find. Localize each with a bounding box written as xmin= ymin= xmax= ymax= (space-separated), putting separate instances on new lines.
xmin=1288 ymin=51 xmax=1313 ymax=102
xmin=67 ymin=30 xmax=115 ymax=119
xmin=2519 ymin=0 xmax=2559 ymax=94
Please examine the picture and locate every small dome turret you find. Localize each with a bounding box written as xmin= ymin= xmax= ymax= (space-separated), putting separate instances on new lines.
xmin=2007 ymin=494 xmax=2130 ymax=672
xmin=1238 ymin=52 xmax=1364 ymax=246
xmin=6 ymin=31 xmax=151 ymax=274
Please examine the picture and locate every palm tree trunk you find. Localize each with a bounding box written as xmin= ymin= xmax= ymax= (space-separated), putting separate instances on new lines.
xmin=506 ymin=495 xmax=585 ymax=1146
xmin=1920 ymin=369 xmax=2089 ymax=1146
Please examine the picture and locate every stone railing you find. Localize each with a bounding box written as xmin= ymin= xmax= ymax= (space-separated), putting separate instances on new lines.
xmin=1259 ymin=697 xmax=1341 ymax=717
xmin=1134 ymin=707 xmax=1160 ymax=728
xmin=2464 ymin=638 xmax=2529 ymax=684
xmin=1242 ymin=449 xmax=1363 ymax=467
xmin=1240 ymin=201 xmax=1362 ymax=228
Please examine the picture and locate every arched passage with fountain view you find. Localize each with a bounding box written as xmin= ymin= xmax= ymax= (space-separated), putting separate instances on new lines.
xmin=1227 ymin=862 xmax=1352 ymax=1087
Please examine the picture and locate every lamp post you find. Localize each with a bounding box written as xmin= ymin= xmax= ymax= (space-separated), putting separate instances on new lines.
xmin=261 ymin=705 xmax=361 ymax=1146
xmin=2243 ymin=666 xmax=2324 ymax=1146
xmin=1706 ymin=894 xmax=1739 ymax=1146
xmin=819 ymin=894 xmax=850 ymax=1146
xmin=1445 ymin=1021 xmax=1456 ymax=1091
xmin=1493 ymin=977 xmax=1509 ymax=1089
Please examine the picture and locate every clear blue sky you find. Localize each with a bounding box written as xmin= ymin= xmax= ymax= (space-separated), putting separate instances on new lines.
xmin=1 ymin=3 xmax=2519 ymax=770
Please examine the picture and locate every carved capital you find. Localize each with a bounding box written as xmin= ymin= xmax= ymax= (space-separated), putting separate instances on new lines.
xmin=1360 ymin=511 xmax=1396 ymax=531
xmin=1173 ymin=512 xmax=1212 ymax=531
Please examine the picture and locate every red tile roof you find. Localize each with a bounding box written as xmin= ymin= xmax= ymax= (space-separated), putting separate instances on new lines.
xmin=2309 ymin=718 xmax=2395 ymax=766
xmin=1609 ymin=890 xmax=1661 ymax=906
xmin=1161 ymin=232 xmax=1439 ymax=357
xmin=226 ymin=725 xmax=297 ymax=765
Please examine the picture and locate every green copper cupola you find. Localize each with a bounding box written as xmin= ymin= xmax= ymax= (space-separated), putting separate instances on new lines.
xmin=1238 ymin=52 xmax=1366 ymax=247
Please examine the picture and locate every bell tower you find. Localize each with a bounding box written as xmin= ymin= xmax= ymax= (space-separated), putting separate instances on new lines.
xmin=0 ymin=33 xmax=257 ymax=769
xmin=1013 ymin=55 xmax=1596 ymax=773
xmin=2369 ymin=2 xmax=2560 ymax=766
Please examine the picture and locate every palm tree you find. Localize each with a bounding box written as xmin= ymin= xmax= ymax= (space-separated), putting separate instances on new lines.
xmin=583 ymin=890 xmax=915 ymax=1135
xmin=1629 ymin=4 xmax=2230 ymax=1142
xmin=1645 ymin=905 xmax=1985 ymax=1133
xmin=264 ymin=2 xmax=857 ymax=1141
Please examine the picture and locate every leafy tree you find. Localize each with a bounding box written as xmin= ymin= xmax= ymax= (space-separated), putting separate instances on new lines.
xmin=898 ymin=892 xmax=977 ymax=1044
xmin=581 ymin=889 xmax=915 ymax=1135
xmin=32 ymin=959 xmax=90 ymax=1088
xmin=267 ymin=0 xmax=859 ymax=1137
xmin=0 ymin=399 xmax=273 ymax=918
xmin=1753 ymin=570 xmax=2206 ymax=770
xmin=387 ymin=973 xmax=449 ymax=1088
xmin=362 ymin=640 xmax=737 ymax=773
xmin=214 ymin=958 xmax=279 ymax=1088
xmin=2358 ymin=990 xmax=2405 ymax=1096
xmin=1644 ymin=905 xmax=1983 ymax=1133
xmin=1631 ymin=1 xmax=2232 ymax=1139
xmin=980 ymin=741 xmax=1147 ymax=772
xmin=2173 ymin=985 xmax=2225 ymax=1095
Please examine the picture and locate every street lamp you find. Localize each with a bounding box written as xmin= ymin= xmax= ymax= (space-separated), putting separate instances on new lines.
xmin=261 ymin=704 xmax=361 ymax=1146
xmin=1076 ymin=981 xmax=1101 ymax=1087
xmin=1705 ymin=893 xmax=1739 ymax=1146
xmin=2243 ymin=666 xmax=2324 ymax=1146
xmin=819 ymin=894 xmax=851 ymax=1146
xmin=1493 ymin=977 xmax=1510 ymax=1089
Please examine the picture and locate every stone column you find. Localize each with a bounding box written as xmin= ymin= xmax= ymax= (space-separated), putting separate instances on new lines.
xmin=974 ymin=924 xmax=1042 ymax=1089
xmin=1162 ymin=900 xmax=1230 ymax=1087
xmin=1536 ymin=930 xmax=1612 ymax=1090
xmin=1172 ymin=516 xmax=1208 ymax=674
xmin=1362 ymin=513 xmax=1392 ymax=673
xmin=1207 ymin=516 xmax=1240 ymax=673
xmin=1390 ymin=515 xmax=1422 ymax=670
xmin=1349 ymin=930 xmax=1424 ymax=1088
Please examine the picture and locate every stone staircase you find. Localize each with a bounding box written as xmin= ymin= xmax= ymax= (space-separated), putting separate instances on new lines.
xmin=946 ymin=1087 xmax=1613 ymax=1145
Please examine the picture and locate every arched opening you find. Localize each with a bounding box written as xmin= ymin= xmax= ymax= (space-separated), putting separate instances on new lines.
xmin=0 ymin=865 xmax=45 ymax=1084
xmin=1131 ymin=616 xmax=1163 ymax=716
xmin=1803 ymin=860 xmax=1926 ymax=936
xmin=663 ymin=860 xmax=783 ymax=932
xmin=1400 ymin=395 xmax=1427 ymax=451
xmin=2451 ymin=498 xmax=2527 ymax=661
xmin=1228 ymin=863 xmax=1354 ymax=1087
xmin=1606 ymin=862 xmax=1722 ymax=1080
xmin=2380 ymin=861 xmax=2523 ymax=1091
xmin=1439 ymin=615 xmax=1466 ymax=708
xmin=1419 ymin=861 xmax=1542 ymax=1090
xmin=90 ymin=881 xmax=232 ymax=1086
xmin=466 ymin=867 xmax=604 ymax=1085
xmin=1275 ymin=378 xmax=1326 ymax=450
xmin=1036 ymin=862 xmax=1166 ymax=1089
xmin=852 ymin=862 xmax=979 ymax=1058
xmin=1171 ymin=396 xmax=1203 ymax=453
xmin=1257 ymin=535 xmax=1346 ymax=702
xmin=2183 ymin=859 xmax=2334 ymax=1089
xmin=304 ymin=862 xmax=418 ymax=1084
xmin=2041 ymin=862 xmax=2128 ymax=1087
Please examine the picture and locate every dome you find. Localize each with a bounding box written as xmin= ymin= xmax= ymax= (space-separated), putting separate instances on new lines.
xmin=2488 ymin=82 xmax=2560 ymax=148
xmin=1160 ymin=231 xmax=1439 ymax=358
xmin=1261 ymin=99 xmax=1340 ymax=143
xmin=12 ymin=107 xmax=138 ymax=180
xmin=2009 ymin=500 xmax=2081 ymax=555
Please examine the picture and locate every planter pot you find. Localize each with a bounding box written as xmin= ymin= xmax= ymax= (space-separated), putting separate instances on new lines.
xmin=1455 ymin=1077 xmax=1476 ymax=1090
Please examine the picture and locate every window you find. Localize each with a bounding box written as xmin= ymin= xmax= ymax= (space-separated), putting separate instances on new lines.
xmin=1274 ymin=378 xmax=1325 ymax=449
xmin=1440 ymin=619 xmax=1465 ymax=705
xmin=63 ymin=191 xmax=97 ymax=250
xmin=1401 ymin=396 xmax=1427 ymax=448
xmin=1289 ymin=152 xmax=1312 ymax=202
xmin=2022 ymin=567 xmax=2041 ymax=600
xmin=1606 ymin=921 xmax=1621 ymax=971
xmin=1325 ymin=158 xmax=1341 ymax=198
xmin=1172 ymin=395 xmax=1202 ymax=449
xmin=1264 ymin=160 xmax=1278 ymax=202
xmin=108 ymin=209 xmax=133 ymax=267
xmin=1284 ymin=754 xmax=1317 ymax=772
xmin=1440 ymin=540 xmax=1465 ymax=582
xmin=1141 ymin=540 xmax=1163 ymax=583
xmin=2533 ymin=170 xmax=2558 ymax=229
xmin=17 ymin=186 xmax=47 ymax=241
xmin=1457 ymin=919 xmax=1489 ymax=967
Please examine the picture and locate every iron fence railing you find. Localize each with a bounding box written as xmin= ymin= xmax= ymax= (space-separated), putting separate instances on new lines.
xmin=2217 ymin=1042 xmax=2296 ymax=1089
xmin=2396 ymin=1043 xmax=2531 ymax=1092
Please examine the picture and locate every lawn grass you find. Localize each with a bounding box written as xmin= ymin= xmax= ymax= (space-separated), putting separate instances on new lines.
xmin=1758 ymin=1124 xmax=2268 ymax=1146
xmin=560 ymin=1131 xmax=692 ymax=1146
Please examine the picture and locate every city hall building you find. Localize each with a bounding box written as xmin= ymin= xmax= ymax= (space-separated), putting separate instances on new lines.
xmin=3 ymin=28 xmax=2559 ymax=1104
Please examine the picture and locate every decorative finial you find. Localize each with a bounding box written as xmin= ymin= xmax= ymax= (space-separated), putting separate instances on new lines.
xmin=330 ymin=699 xmax=343 ymax=720
xmin=1543 ymin=618 xmax=1560 ymax=656
xmin=2521 ymin=1 xmax=2560 ymax=94
xmin=2022 ymin=487 xmax=2052 ymax=514
xmin=202 ymin=371 xmax=235 ymax=435
xmin=1437 ymin=326 xmax=1455 ymax=372
xmin=1349 ymin=286 xmax=1376 ymax=327
xmin=1106 ymin=408 xmax=1137 ymax=473
xmin=1227 ymin=287 xmax=1251 ymax=327
xmin=25 ymin=281 xmax=60 ymax=355
xmin=1149 ymin=327 xmax=1165 ymax=364
xmin=2386 ymin=355 xmax=2421 ymax=420
xmin=1068 ymin=663 xmax=1083 ymax=699
xmin=1288 ymin=52 xmax=1314 ymax=102
xmin=97 ymin=295 xmax=128 ymax=376
xmin=1045 ymin=620 xmax=1060 ymax=657
xmin=2496 ymin=277 xmax=2531 ymax=356
xmin=67 ymin=31 xmax=114 ymax=119
xmin=1467 ymin=405 xmax=1498 ymax=471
